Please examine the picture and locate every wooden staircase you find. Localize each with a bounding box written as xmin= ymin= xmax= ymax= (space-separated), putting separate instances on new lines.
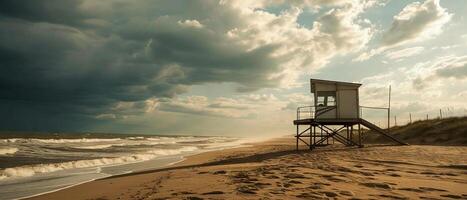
xmin=359 ymin=118 xmax=408 ymax=145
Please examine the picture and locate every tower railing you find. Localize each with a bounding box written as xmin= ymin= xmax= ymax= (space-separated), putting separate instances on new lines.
xmin=296 ymin=106 xmax=315 ymax=120
xmin=297 ymin=105 xmax=389 ymax=121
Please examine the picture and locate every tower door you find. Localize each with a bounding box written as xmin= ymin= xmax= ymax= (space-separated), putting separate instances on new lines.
xmin=338 ymin=90 xmax=358 ymax=119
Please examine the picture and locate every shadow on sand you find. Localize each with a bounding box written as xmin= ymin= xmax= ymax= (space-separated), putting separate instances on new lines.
xmin=104 ymin=144 xmax=403 ymax=180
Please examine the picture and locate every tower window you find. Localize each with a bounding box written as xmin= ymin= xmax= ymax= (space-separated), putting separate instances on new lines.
xmin=316 ymin=91 xmax=336 ymax=106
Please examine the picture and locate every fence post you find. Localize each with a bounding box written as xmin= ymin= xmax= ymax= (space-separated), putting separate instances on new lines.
xmin=388 ymin=85 xmax=391 ymax=131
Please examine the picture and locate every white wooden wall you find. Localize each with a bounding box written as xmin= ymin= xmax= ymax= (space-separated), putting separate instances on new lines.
xmin=313 ymin=83 xmax=359 ymax=119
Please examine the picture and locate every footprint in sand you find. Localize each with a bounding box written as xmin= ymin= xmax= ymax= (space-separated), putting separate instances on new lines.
xmin=308 ymin=183 xmax=324 ymax=190
xmin=185 ymin=196 xmax=204 ymax=200
xmin=288 ymin=180 xmax=302 ymax=184
xmin=267 ymin=175 xmax=279 ymax=179
xmin=354 ymin=164 xmax=364 ymax=168
xmin=201 ymin=191 xmax=224 ymax=195
xmin=441 ymin=172 xmax=458 ymax=176
xmin=419 ymin=197 xmax=442 ymax=200
xmin=359 ymin=171 xmax=374 ymax=176
xmin=336 ymin=166 xmax=353 ymax=172
xmin=269 ymin=188 xmax=285 ymax=195
xmin=360 ymin=182 xmax=392 ymax=189
xmin=322 ymin=175 xmax=347 ymax=182
xmin=284 ymin=173 xmax=306 ymax=179
xmin=320 ymin=191 xmax=339 ymax=198
xmin=379 ymin=194 xmax=408 ymax=200
xmin=296 ymin=192 xmax=327 ymax=199
xmin=398 ymin=187 xmax=424 ymax=193
xmin=440 ymin=194 xmax=462 ymax=199
xmin=339 ymin=190 xmax=354 ymax=196
xmin=237 ymin=184 xmax=259 ymax=194
xmin=388 ymin=173 xmax=401 ymax=177
xmin=419 ymin=187 xmax=447 ymax=192
xmin=212 ymin=170 xmax=227 ymax=175
xmin=254 ymin=182 xmax=272 ymax=188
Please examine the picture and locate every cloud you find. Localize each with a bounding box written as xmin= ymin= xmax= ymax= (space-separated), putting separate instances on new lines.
xmin=0 ymin=0 xmax=375 ymax=131
xmin=381 ymin=0 xmax=451 ymax=47
xmin=177 ymin=19 xmax=203 ymax=28
xmin=391 ymin=102 xmax=428 ymax=115
xmin=355 ymin=0 xmax=451 ymax=61
xmin=224 ymin=1 xmax=375 ymax=87
xmin=157 ymin=95 xmax=261 ymax=118
xmin=409 ymin=55 xmax=467 ymax=90
xmin=281 ymin=93 xmax=314 ymax=110
xmin=435 ymin=58 xmax=467 ymax=79
xmin=385 ymin=46 xmax=424 ymax=60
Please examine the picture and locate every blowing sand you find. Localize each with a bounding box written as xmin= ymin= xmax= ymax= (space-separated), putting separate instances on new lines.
xmin=27 ymin=137 xmax=467 ymax=200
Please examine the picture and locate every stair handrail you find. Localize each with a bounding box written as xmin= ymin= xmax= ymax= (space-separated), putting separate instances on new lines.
xmin=297 ymin=106 xmax=315 ymax=120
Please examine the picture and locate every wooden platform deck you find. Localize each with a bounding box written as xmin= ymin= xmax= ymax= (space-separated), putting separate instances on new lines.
xmin=293 ymin=118 xmax=361 ymax=126
xmin=293 ymin=117 xmax=408 ymax=146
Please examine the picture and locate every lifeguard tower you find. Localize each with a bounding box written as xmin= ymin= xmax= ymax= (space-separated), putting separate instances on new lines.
xmin=293 ymin=79 xmax=407 ymax=150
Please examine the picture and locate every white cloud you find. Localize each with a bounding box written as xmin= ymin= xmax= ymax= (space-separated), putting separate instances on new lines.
xmin=381 ymin=0 xmax=452 ymax=47
xmin=355 ymin=0 xmax=452 ymax=61
xmin=224 ymin=0 xmax=375 ymax=87
xmin=177 ymin=19 xmax=203 ymax=28
xmin=281 ymin=93 xmax=314 ymax=110
xmin=385 ymin=46 xmax=424 ymax=60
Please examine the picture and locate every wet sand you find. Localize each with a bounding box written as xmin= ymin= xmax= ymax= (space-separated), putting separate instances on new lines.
xmin=27 ymin=137 xmax=467 ymax=200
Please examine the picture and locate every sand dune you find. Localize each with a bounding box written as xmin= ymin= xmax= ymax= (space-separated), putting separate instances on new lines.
xmin=365 ymin=117 xmax=467 ymax=146
xmin=27 ymin=137 xmax=467 ymax=200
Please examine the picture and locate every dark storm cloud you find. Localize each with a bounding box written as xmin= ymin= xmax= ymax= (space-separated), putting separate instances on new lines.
xmin=0 ymin=0 xmax=94 ymax=27
xmin=0 ymin=0 xmax=284 ymax=131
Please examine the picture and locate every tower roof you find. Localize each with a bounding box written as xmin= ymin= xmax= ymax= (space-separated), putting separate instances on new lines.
xmin=310 ymin=78 xmax=361 ymax=91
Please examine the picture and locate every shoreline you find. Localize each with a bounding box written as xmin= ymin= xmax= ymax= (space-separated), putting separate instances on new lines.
xmin=17 ymin=156 xmax=193 ymax=200
xmin=27 ymin=137 xmax=467 ymax=200
xmin=9 ymin=137 xmax=263 ymax=200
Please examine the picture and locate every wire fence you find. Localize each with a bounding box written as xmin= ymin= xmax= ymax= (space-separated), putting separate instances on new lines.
xmin=364 ymin=107 xmax=467 ymax=129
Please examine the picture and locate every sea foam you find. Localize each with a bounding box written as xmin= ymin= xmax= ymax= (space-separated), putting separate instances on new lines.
xmin=0 ymin=147 xmax=18 ymax=155
xmin=0 ymin=146 xmax=198 ymax=180
xmin=31 ymin=138 xmax=122 ymax=143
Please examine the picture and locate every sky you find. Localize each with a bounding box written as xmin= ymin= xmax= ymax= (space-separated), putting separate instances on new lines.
xmin=0 ymin=0 xmax=466 ymax=137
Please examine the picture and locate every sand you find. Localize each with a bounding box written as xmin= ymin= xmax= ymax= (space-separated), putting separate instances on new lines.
xmin=27 ymin=137 xmax=467 ymax=200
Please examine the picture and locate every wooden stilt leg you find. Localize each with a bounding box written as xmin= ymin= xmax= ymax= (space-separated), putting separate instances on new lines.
xmin=358 ymin=123 xmax=362 ymax=148
xmin=309 ymin=125 xmax=312 ymax=150
xmin=313 ymin=126 xmax=316 ymax=148
xmin=346 ymin=126 xmax=349 ymax=146
xmin=296 ymin=125 xmax=299 ymax=151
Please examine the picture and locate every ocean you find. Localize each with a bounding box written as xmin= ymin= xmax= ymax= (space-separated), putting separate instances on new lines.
xmin=0 ymin=133 xmax=244 ymax=200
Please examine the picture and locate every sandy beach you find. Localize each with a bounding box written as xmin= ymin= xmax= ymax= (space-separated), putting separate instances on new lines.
xmin=27 ymin=137 xmax=467 ymax=200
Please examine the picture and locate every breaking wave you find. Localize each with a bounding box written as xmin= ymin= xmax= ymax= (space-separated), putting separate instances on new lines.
xmin=31 ymin=138 xmax=122 ymax=143
xmin=0 ymin=146 xmax=198 ymax=180
xmin=0 ymin=147 xmax=18 ymax=155
xmin=73 ymin=144 xmax=115 ymax=149
xmin=0 ymin=139 xmax=19 ymax=143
